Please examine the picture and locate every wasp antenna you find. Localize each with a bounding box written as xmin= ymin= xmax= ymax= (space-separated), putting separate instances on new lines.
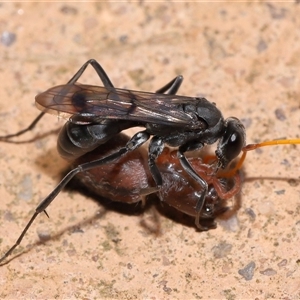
xmin=243 ymin=138 xmax=300 ymax=151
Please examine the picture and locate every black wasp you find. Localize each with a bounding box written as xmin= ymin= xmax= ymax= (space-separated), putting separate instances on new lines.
xmin=0 ymin=59 xmax=247 ymax=262
xmin=36 ymin=59 xmax=246 ymax=225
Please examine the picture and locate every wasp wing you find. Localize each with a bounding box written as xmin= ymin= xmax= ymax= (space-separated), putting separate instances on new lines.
xmin=35 ymin=83 xmax=203 ymax=127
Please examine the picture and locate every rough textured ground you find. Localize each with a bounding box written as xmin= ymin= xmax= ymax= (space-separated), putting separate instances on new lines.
xmin=0 ymin=2 xmax=300 ymax=299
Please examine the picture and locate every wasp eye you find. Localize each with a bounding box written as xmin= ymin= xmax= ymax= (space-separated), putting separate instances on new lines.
xmin=216 ymin=117 xmax=246 ymax=168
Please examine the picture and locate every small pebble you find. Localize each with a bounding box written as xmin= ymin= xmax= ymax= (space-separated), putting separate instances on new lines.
xmin=0 ymin=31 xmax=16 ymax=47
xmin=260 ymin=268 xmax=277 ymax=276
xmin=238 ymin=261 xmax=256 ymax=281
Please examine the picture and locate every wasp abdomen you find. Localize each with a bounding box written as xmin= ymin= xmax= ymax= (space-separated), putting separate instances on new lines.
xmin=57 ymin=122 xmax=111 ymax=160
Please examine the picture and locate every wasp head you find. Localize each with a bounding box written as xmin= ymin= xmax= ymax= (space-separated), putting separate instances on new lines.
xmin=215 ymin=117 xmax=246 ymax=169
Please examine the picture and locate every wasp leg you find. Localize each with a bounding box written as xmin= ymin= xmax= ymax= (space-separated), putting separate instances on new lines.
xmin=177 ymin=142 xmax=210 ymax=231
xmin=155 ymin=75 xmax=183 ymax=95
xmin=40 ymin=130 xmax=150 ymax=212
xmin=67 ymin=59 xmax=115 ymax=88
xmin=148 ymin=136 xmax=165 ymax=189
xmin=0 ymin=111 xmax=46 ymax=140
xmin=0 ymin=130 xmax=150 ymax=263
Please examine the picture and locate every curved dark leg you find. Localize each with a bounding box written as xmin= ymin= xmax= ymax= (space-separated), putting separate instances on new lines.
xmin=155 ymin=75 xmax=183 ymax=95
xmin=177 ymin=141 xmax=209 ymax=230
xmin=0 ymin=130 xmax=150 ymax=263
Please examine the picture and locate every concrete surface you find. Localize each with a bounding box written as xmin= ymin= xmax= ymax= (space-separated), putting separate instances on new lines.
xmin=0 ymin=2 xmax=300 ymax=299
